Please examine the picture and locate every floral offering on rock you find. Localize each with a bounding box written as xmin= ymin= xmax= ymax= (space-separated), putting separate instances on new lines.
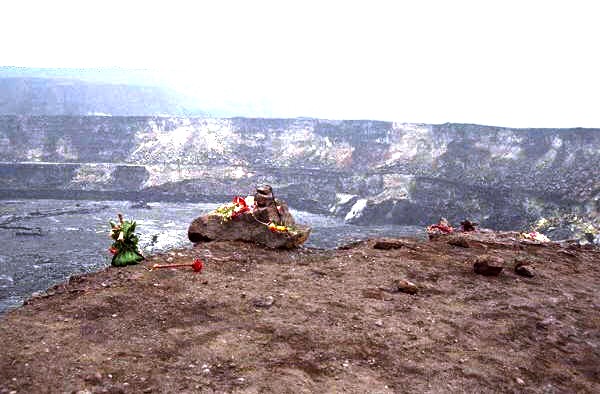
xmin=211 ymin=193 xmax=298 ymax=235
xmin=427 ymin=218 xmax=454 ymax=235
xmin=520 ymin=231 xmax=551 ymax=243
xmin=188 ymin=185 xmax=311 ymax=249
xmin=268 ymin=222 xmax=291 ymax=233
xmin=213 ymin=196 xmax=253 ymax=222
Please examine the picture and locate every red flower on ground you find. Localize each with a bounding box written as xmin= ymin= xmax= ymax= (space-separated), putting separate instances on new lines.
xmin=192 ymin=258 xmax=203 ymax=272
xmin=151 ymin=258 xmax=204 ymax=273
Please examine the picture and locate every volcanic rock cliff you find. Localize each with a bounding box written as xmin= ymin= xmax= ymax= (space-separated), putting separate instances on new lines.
xmin=1 ymin=116 xmax=599 ymax=236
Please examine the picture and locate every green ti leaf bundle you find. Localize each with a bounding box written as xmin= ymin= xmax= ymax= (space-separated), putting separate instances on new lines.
xmin=109 ymin=215 xmax=144 ymax=267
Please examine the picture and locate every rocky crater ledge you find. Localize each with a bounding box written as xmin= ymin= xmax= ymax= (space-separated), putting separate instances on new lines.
xmin=1 ymin=230 xmax=599 ymax=393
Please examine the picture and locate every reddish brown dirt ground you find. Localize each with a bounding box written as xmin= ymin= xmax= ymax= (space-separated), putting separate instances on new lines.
xmin=1 ymin=232 xmax=599 ymax=393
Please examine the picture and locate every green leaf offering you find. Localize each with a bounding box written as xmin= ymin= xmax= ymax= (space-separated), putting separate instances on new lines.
xmin=108 ymin=213 xmax=144 ymax=267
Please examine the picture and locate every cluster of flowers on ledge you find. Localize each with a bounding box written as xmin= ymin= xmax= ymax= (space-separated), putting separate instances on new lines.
xmin=214 ymin=196 xmax=251 ymax=221
xmin=211 ymin=196 xmax=292 ymax=233
xmin=519 ymin=231 xmax=551 ymax=243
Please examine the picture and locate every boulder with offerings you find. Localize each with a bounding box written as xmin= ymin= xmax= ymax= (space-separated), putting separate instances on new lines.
xmin=188 ymin=185 xmax=311 ymax=249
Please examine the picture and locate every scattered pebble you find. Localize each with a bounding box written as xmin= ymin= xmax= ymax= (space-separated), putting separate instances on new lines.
xmin=374 ymin=319 xmax=384 ymax=327
xmin=473 ymin=256 xmax=504 ymax=276
xmin=393 ymin=279 xmax=418 ymax=295
xmin=514 ymin=261 xmax=535 ymax=278
xmin=516 ymin=377 xmax=525 ymax=385
xmin=252 ymin=295 xmax=275 ymax=308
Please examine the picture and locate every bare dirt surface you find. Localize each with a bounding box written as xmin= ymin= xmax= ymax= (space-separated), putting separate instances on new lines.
xmin=1 ymin=231 xmax=599 ymax=393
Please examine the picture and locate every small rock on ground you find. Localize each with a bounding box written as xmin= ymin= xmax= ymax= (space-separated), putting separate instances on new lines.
xmin=473 ymin=256 xmax=504 ymax=276
xmin=393 ymin=279 xmax=418 ymax=294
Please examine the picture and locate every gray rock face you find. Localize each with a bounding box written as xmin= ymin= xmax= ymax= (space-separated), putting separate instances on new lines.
xmin=1 ymin=116 xmax=599 ymax=232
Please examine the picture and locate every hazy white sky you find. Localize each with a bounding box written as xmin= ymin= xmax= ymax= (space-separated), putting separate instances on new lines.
xmin=1 ymin=0 xmax=599 ymax=127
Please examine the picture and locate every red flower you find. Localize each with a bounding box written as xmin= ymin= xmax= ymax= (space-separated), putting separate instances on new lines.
xmin=230 ymin=196 xmax=250 ymax=218
xmin=231 ymin=205 xmax=249 ymax=218
xmin=108 ymin=246 xmax=118 ymax=254
xmin=232 ymin=196 xmax=247 ymax=207
xmin=151 ymin=258 xmax=204 ymax=273
xmin=192 ymin=258 xmax=203 ymax=272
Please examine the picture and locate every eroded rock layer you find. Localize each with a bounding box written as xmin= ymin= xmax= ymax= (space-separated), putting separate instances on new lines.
xmin=1 ymin=116 xmax=598 ymax=233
